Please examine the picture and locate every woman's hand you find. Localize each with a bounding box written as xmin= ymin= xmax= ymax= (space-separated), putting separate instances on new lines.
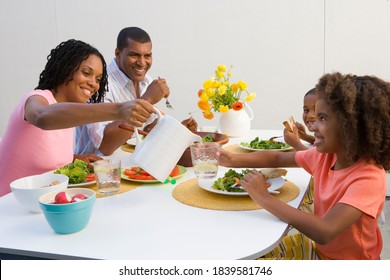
xmin=119 ymin=99 xmax=155 ymax=127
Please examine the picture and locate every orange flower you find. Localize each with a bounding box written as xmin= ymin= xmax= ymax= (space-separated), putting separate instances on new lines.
xmin=231 ymin=83 xmax=238 ymax=93
xmin=198 ymin=100 xmax=211 ymax=111
xmin=203 ymin=111 xmax=214 ymax=120
xmin=232 ymin=101 xmax=243 ymax=111
xmin=197 ymin=89 xmax=203 ymax=98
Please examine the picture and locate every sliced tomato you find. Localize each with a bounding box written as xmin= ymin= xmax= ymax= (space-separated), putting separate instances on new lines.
xmin=169 ymin=165 xmax=180 ymax=177
xmin=127 ymin=173 xmax=154 ymax=180
xmin=129 ymin=167 xmax=150 ymax=175
xmin=124 ymin=169 xmax=137 ymax=176
xmin=85 ymin=173 xmax=96 ymax=182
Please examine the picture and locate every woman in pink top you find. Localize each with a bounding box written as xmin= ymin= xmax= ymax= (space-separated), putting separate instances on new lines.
xmin=0 ymin=39 xmax=155 ymax=197
xmin=219 ymin=73 xmax=389 ymax=259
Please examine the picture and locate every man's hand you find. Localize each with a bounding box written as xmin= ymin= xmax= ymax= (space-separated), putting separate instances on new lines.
xmin=181 ymin=116 xmax=198 ymax=132
xmin=73 ymin=154 xmax=102 ymax=170
xmin=142 ymin=78 xmax=170 ymax=104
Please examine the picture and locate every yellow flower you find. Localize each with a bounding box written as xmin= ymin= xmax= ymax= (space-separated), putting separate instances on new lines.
xmin=195 ymin=64 xmax=257 ymax=119
xmin=218 ymin=85 xmax=227 ymax=95
xmin=200 ymin=92 xmax=209 ymax=101
xmin=237 ymin=80 xmax=248 ymax=91
xmin=206 ymin=88 xmax=215 ymax=97
xmin=217 ymin=64 xmax=226 ymax=72
xmin=203 ymin=78 xmax=214 ymax=90
xmin=215 ymin=70 xmax=224 ymax=79
xmin=245 ymin=92 xmax=256 ymax=102
xmin=218 ymin=105 xmax=229 ymax=112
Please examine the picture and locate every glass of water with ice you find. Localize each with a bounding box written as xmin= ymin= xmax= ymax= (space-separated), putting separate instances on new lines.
xmin=190 ymin=142 xmax=220 ymax=185
xmin=93 ymin=159 xmax=121 ymax=194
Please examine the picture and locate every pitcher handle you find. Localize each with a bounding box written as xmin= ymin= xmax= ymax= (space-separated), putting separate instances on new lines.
xmin=245 ymin=103 xmax=254 ymax=120
xmin=134 ymin=107 xmax=163 ymax=145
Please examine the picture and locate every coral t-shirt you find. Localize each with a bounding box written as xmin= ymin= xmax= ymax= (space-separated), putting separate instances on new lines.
xmin=0 ymin=90 xmax=73 ymax=197
xmin=295 ymin=148 xmax=385 ymax=260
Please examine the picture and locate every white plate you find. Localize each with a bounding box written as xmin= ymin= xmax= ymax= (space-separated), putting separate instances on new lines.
xmin=197 ymin=168 xmax=286 ymax=196
xmin=46 ymin=170 xmax=96 ymax=187
xmin=121 ymin=165 xmax=187 ymax=183
xmin=239 ymin=139 xmax=293 ymax=152
xmin=126 ymin=137 xmax=137 ymax=146
xmin=68 ymin=180 xmax=96 ymax=187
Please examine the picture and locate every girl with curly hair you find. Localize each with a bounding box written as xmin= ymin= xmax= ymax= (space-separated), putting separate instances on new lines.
xmin=0 ymin=39 xmax=154 ymax=197
xmin=219 ymin=72 xmax=389 ymax=259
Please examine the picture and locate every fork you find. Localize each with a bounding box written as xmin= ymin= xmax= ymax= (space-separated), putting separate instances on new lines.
xmin=165 ymin=98 xmax=174 ymax=109
xmin=158 ymin=76 xmax=174 ymax=109
xmin=230 ymin=183 xmax=280 ymax=194
xmin=268 ymin=135 xmax=283 ymax=141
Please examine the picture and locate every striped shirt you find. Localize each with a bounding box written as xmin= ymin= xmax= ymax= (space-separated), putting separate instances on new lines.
xmin=74 ymin=58 xmax=153 ymax=155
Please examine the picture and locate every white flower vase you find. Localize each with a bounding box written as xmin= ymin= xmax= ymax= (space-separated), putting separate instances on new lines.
xmin=219 ymin=104 xmax=254 ymax=137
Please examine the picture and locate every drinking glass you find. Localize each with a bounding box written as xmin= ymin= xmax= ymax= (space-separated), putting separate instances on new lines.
xmin=93 ymin=159 xmax=121 ymax=194
xmin=190 ymin=142 xmax=220 ymax=185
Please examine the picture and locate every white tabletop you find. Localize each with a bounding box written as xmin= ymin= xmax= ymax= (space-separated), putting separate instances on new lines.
xmin=0 ymin=130 xmax=311 ymax=260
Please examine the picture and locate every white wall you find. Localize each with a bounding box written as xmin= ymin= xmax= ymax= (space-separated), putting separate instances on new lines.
xmin=0 ymin=0 xmax=389 ymax=137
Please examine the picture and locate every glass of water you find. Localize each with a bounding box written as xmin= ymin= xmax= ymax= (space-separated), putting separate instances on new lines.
xmin=190 ymin=142 xmax=220 ymax=184
xmin=93 ymin=159 xmax=121 ymax=194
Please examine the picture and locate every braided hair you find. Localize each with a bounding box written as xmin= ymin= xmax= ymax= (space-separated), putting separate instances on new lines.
xmin=35 ymin=39 xmax=108 ymax=103
xmin=316 ymin=72 xmax=390 ymax=169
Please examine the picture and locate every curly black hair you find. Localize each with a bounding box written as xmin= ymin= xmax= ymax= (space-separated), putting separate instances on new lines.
xmin=316 ymin=72 xmax=390 ymax=169
xmin=35 ymin=39 xmax=108 ymax=103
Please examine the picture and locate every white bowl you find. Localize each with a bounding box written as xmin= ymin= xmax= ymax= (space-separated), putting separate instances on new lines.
xmin=10 ymin=173 xmax=69 ymax=214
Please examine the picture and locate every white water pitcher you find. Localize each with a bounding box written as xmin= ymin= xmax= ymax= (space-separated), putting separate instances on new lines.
xmin=219 ymin=103 xmax=254 ymax=137
xmin=130 ymin=108 xmax=202 ymax=182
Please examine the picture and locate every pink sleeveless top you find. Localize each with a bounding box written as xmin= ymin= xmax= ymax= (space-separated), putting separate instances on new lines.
xmin=0 ymin=90 xmax=73 ymax=197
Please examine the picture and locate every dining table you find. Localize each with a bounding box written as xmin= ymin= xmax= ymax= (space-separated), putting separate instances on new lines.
xmin=0 ymin=129 xmax=311 ymax=260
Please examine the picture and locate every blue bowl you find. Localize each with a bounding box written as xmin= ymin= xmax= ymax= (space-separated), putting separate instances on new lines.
xmin=39 ymin=188 xmax=96 ymax=234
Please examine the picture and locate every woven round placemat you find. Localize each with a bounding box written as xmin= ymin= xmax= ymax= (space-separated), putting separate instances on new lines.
xmin=81 ymin=180 xmax=142 ymax=198
xmin=172 ymin=178 xmax=300 ymax=211
xmin=223 ymin=144 xmax=252 ymax=154
xmin=121 ymin=143 xmax=135 ymax=153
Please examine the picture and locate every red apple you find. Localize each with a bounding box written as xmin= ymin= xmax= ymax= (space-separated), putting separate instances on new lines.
xmin=54 ymin=191 xmax=71 ymax=204
xmin=71 ymin=193 xmax=87 ymax=203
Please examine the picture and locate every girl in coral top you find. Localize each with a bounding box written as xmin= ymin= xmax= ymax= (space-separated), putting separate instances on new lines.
xmin=219 ymin=72 xmax=389 ymax=259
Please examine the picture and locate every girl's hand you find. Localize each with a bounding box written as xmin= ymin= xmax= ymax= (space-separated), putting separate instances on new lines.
xmin=218 ymin=149 xmax=235 ymax=167
xmin=295 ymin=122 xmax=308 ymax=138
xmin=240 ymin=169 xmax=271 ymax=199
xmin=295 ymin=122 xmax=315 ymax=144
xmin=283 ymin=127 xmax=301 ymax=147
